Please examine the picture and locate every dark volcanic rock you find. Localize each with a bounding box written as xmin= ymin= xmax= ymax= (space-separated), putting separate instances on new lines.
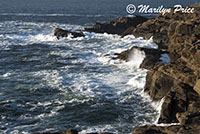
xmin=85 ymin=15 xmax=148 ymax=35
xmin=54 ymin=28 xmax=85 ymax=39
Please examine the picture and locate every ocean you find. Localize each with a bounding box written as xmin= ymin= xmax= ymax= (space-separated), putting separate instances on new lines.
xmin=0 ymin=0 xmax=198 ymax=133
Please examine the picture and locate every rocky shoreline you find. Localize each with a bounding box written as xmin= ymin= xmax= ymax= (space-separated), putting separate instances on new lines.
xmin=40 ymin=3 xmax=200 ymax=134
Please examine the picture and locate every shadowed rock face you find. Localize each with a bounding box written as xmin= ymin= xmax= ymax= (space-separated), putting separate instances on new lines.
xmin=85 ymin=15 xmax=148 ymax=35
xmin=54 ymin=28 xmax=85 ymax=39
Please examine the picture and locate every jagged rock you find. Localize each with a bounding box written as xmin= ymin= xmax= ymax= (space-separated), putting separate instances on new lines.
xmin=85 ymin=15 xmax=148 ymax=35
xmin=111 ymin=46 xmax=165 ymax=70
xmin=133 ymin=125 xmax=181 ymax=134
xmin=33 ymin=129 xmax=78 ymax=134
xmin=54 ymin=28 xmax=85 ymax=39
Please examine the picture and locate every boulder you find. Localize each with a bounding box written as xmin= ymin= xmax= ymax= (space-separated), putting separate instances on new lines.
xmin=54 ymin=28 xmax=85 ymax=39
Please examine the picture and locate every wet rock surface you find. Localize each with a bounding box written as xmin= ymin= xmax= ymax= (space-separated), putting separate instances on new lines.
xmin=111 ymin=46 xmax=165 ymax=70
xmin=54 ymin=28 xmax=85 ymax=39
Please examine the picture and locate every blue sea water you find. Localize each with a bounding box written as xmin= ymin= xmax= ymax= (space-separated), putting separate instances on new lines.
xmin=0 ymin=0 xmax=198 ymax=133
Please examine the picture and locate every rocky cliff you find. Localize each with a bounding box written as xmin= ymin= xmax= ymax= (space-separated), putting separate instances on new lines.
xmin=129 ymin=4 xmax=200 ymax=134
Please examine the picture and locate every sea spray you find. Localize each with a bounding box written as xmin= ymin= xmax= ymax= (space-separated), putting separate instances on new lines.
xmin=152 ymin=97 xmax=166 ymax=124
xmin=126 ymin=49 xmax=146 ymax=69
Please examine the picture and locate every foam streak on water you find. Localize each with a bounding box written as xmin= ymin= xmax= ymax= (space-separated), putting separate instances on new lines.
xmin=0 ymin=20 xmax=160 ymax=134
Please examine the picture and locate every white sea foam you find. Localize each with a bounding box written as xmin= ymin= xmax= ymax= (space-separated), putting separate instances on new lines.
xmin=0 ymin=21 xmax=84 ymax=46
xmin=98 ymin=49 xmax=146 ymax=71
xmin=126 ymin=49 xmax=146 ymax=68
xmin=10 ymin=130 xmax=29 ymax=134
xmin=155 ymin=123 xmax=180 ymax=126
xmin=0 ymin=13 xmax=105 ymax=18
xmin=1 ymin=72 xmax=12 ymax=77
xmin=31 ymin=70 xmax=63 ymax=91
xmin=152 ymin=97 xmax=166 ymax=124
xmin=127 ymin=69 xmax=147 ymax=89
xmin=32 ymin=34 xmax=57 ymax=42
xmin=4 ymin=32 xmax=56 ymax=44
xmin=78 ymin=124 xmax=118 ymax=134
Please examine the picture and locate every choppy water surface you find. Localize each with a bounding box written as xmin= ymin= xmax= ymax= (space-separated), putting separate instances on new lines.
xmin=0 ymin=20 xmax=161 ymax=134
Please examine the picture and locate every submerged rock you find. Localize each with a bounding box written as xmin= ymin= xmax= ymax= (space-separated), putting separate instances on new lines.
xmin=54 ymin=28 xmax=85 ymax=39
